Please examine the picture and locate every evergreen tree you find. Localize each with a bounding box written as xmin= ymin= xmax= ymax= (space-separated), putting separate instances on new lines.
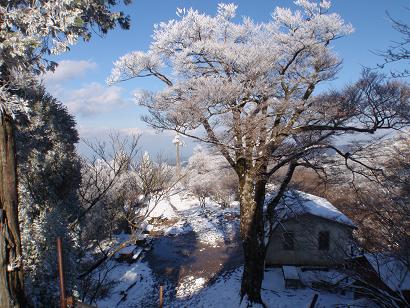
xmin=16 ymin=86 xmax=81 ymax=306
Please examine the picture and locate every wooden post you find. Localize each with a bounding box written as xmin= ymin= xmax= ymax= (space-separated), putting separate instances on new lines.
xmin=159 ymin=285 xmax=163 ymax=308
xmin=308 ymin=293 xmax=318 ymax=308
xmin=57 ymin=237 xmax=66 ymax=308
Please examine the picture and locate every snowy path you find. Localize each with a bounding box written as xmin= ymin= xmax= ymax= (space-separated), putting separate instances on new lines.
xmin=144 ymin=194 xmax=243 ymax=303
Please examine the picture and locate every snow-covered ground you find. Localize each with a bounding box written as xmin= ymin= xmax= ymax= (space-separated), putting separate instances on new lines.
xmin=97 ymin=262 xmax=156 ymax=307
xmin=177 ymin=267 xmax=369 ymax=308
xmin=95 ymin=192 xmax=373 ymax=307
xmin=149 ymin=192 xmax=240 ymax=247
xmin=96 ymin=264 xmax=369 ymax=307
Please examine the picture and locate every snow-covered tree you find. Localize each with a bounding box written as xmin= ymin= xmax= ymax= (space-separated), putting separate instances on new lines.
xmin=0 ymin=1 xmax=130 ymax=305
xmin=16 ymin=86 xmax=81 ymax=306
xmin=187 ymin=146 xmax=237 ymax=208
xmin=108 ymin=2 xmax=410 ymax=304
xmin=1 ymin=0 xmax=130 ymax=115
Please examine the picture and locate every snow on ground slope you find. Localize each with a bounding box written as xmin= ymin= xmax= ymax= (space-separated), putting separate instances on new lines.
xmin=95 ymin=262 xmax=369 ymax=308
xmin=96 ymin=261 xmax=155 ymax=307
xmin=148 ymin=192 xmax=240 ymax=248
xmin=175 ymin=267 xmax=371 ymax=308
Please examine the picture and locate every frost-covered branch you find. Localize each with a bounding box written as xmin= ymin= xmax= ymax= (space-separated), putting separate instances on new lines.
xmin=1 ymin=0 xmax=131 ymax=115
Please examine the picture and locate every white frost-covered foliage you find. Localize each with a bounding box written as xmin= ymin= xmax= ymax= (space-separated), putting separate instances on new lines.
xmin=108 ymin=1 xmax=352 ymax=86
xmin=0 ymin=0 xmax=130 ymax=115
xmin=1 ymin=0 xmax=80 ymax=114
xmin=0 ymin=84 xmax=30 ymax=117
xmin=16 ymin=87 xmax=81 ymax=306
xmin=187 ymin=146 xmax=238 ymax=207
xmin=108 ymin=1 xmax=353 ymax=143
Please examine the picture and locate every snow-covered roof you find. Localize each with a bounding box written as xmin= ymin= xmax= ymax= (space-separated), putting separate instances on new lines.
xmin=300 ymin=269 xmax=354 ymax=287
xmin=282 ymin=266 xmax=299 ymax=280
xmin=365 ymin=253 xmax=410 ymax=291
xmin=267 ymin=190 xmax=356 ymax=228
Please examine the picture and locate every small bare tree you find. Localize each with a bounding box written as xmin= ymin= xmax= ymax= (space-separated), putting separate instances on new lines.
xmin=117 ymin=153 xmax=178 ymax=233
xmin=187 ymin=146 xmax=238 ymax=208
xmin=76 ymin=133 xmax=139 ymax=227
xmin=191 ymin=183 xmax=212 ymax=208
xmin=212 ymin=171 xmax=239 ymax=208
xmin=77 ymin=134 xmax=183 ymax=290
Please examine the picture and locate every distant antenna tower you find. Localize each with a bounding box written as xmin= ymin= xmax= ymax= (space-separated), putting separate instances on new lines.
xmin=172 ymin=133 xmax=184 ymax=175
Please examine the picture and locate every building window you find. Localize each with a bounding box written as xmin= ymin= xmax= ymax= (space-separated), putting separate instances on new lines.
xmin=318 ymin=231 xmax=330 ymax=250
xmin=282 ymin=232 xmax=294 ymax=250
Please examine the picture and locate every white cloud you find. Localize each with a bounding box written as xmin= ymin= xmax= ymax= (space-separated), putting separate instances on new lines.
xmin=78 ymin=126 xmax=154 ymax=139
xmin=65 ymin=82 xmax=128 ymax=116
xmin=119 ymin=127 xmax=156 ymax=136
xmin=41 ymin=60 xmax=126 ymax=116
xmin=43 ymin=60 xmax=97 ymax=83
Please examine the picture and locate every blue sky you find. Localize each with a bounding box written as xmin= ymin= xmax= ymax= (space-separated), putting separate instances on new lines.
xmin=43 ymin=0 xmax=409 ymax=159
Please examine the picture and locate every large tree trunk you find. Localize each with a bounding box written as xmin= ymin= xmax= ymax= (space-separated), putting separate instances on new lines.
xmin=239 ymin=170 xmax=267 ymax=306
xmin=0 ymin=114 xmax=25 ymax=307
